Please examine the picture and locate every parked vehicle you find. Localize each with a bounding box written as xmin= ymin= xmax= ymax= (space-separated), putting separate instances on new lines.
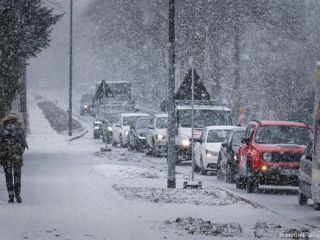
xmin=93 ymin=118 xmax=103 ymax=139
xmin=194 ymin=126 xmax=235 ymax=175
xmin=112 ymin=113 xmax=149 ymax=147
xmin=236 ymin=120 xmax=311 ymax=193
xmin=175 ymin=100 xmax=232 ymax=162
xmin=80 ymin=93 xmax=93 ymax=116
xmin=298 ymin=141 xmax=320 ymax=210
xmin=127 ymin=116 xmax=152 ymax=151
xmin=146 ymin=113 xmax=168 ymax=156
xmin=217 ymin=127 xmax=246 ymax=182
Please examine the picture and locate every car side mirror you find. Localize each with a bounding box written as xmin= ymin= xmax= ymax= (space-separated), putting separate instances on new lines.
xmin=241 ymin=138 xmax=250 ymax=144
xmin=221 ymin=142 xmax=228 ymax=147
xmin=115 ymin=124 xmax=121 ymax=128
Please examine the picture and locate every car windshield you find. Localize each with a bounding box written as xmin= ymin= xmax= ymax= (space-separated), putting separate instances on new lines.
xmin=233 ymin=130 xmax=246 ymax=146
xmin=177 ymin=109 xmax=232 ymax=128
xmin=255 ymin=126 xmax=311 ymax=145
xmin=156 ymin=117 xmax=167 ymax=129
xmin=207 ymin=130 xmax=230 ymax=143
xmin=104 ymin=114 xmax=117 ymax=124
xmin=123 ymin=116 xmax=140 ymax=126
xmin=136 ymin=119 xmax=150 ymax=129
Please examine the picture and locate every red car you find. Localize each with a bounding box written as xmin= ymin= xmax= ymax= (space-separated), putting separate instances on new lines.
xmin=236 ymin=120 xmax=311 ymax=193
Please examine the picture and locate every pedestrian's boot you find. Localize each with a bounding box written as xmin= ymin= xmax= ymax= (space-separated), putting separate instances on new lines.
xmin=16 ymin=195 xmax=22 ymax=203
xmin=8 ymin=195 xmax=14 ymax=203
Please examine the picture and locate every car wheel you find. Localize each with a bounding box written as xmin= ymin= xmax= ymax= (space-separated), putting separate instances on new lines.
xmin=235 ymin=176 xmax=246 ymax=189
xmin=200 ymin=156 xmax=207 ymax=175
xmin=298 ymin=192 xmax=308 ymax=205
xmin=246 ymin=177 xmax=257 ymax=193
xmin=216 ymin=156 xmax=224 ymax=180
xmin=314 ymin=201 xmax=320 ymax=210
xmin=225 ymin=166 xmax=234 ymax=183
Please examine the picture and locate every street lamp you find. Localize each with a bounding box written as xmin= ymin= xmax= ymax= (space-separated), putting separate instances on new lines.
xmin=68 ymin=0 xmax=73 ymax=136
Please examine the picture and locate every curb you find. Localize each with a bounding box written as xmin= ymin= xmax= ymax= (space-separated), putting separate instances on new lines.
xmin=68 ymin=130 xmax=88 ymax=142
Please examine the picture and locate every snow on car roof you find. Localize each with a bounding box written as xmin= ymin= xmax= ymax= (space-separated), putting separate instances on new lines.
xmin=205 ymin=125 xmax=236 ymax=130
xmin=176 ymin=105 xmax=231 ymax=111
xmin=120 ymin=112 xmax=150 ymax=117
xmin=255 ymin=120 xmax=309 ymax=127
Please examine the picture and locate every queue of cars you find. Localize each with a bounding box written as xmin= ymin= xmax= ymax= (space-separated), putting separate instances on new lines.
xmin=93 ymin=109 xmax=319 ymax=210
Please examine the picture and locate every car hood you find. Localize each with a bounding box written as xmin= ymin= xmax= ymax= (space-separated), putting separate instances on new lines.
xmin=204 ymin=142 xmax=223 ymax=153
xmin=255 ymin=143 xmax=305 ymax=153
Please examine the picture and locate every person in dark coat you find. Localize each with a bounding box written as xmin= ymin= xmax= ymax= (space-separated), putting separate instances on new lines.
xmin=0 ymin=113 xmax=28 ymax=203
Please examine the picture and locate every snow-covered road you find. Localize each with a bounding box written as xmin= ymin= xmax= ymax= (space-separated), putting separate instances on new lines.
xmin=1 ymin=95 xmax=319 ymax=240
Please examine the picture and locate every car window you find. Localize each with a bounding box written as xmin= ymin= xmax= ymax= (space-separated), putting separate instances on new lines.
xmin=245 ymin=124 xmax=255 ymax=141
xmin=136 ymin=118 xmax=150 ymax=129
xmin=233 ymin=130 xmax=246 ymax=146
xmin=207 ymin=130 xmax=230 ymax=143
xmin=156 ymin=117 xmax=167 ymax=129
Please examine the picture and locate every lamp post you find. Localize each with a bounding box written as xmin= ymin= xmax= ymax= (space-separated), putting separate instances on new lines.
xmin=68 ymin=0 xmax=73 ymax=136
xmin=167 ymin=0 xmax=176 ymax=188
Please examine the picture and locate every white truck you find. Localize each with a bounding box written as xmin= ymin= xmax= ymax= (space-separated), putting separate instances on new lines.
xmin=175 ymin=100 xmax=232 ymax=162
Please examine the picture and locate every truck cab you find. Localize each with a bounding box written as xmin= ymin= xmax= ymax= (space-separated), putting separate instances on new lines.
xmin=175 ymin=100 xmax=232 ymax=162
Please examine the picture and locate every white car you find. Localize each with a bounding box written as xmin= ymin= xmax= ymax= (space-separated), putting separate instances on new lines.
xmin=146 ymin=113 xmax=168 ymax=156
xmin=194 ymin=125 xmax=235 ymax=174
xmin=112 ymin=112 xmax=149 ymax=147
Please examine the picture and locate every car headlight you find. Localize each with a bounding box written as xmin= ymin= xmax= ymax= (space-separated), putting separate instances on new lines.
xmin=263 ymin=152 xmax=273 ymax=162
xmin=234 ymin=155 xmax=237 ymax=161
xmin=125 ymin=130 xmax=129 ymax=135
xmin=84 ymin=105 xmax=88 ymax=109
xmin=206 ymin=150 xmax=218 ymax=157
xmin=94 ymin=126 xmax=100 ymax=130
xmin=156 ymin=134 xmax=165 ymax=140
xmin=107 ymin=126 xmax=113 ymax=131
xmin=182 ymin=136 xmax=190 ymax=147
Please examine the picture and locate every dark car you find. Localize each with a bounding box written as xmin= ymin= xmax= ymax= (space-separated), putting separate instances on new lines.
xmin=298 ymin=141 xmax=320 ymax=210
xmin=217 ymin=127 xmax=246 ymax=183
xmin=127 ymin=116 xmax=152 ymax=151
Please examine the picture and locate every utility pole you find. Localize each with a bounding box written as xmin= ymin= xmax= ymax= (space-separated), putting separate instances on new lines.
xmin=68 ymin=0 xmax=73 ymax=136
xmin=167 ymin=0 xmax=176 ymax=189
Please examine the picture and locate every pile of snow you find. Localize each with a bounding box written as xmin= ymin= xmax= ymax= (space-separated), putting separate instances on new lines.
xmin=165 ymin=217 xmax=242 ymax=237
xmin=113 ymin=184 xmax=245 ymax=206
xmin=253 ymin=222 xmax=311 ymax=239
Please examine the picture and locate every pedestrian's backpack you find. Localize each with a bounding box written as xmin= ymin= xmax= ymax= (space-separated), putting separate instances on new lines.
xmin=1 ymin=123 xmax=26 ymax=158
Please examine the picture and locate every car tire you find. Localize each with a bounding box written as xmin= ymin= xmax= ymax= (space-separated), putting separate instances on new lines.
xmin=298 ymin=192 xmax=308 ymax=205
xmin=235 ymin=176 xmax=246 ymax=189
xmin=225 ymin=166 xmax=234 ymax=183
xmin=200 ymin=156 xmax=207 ymax=175
xmin=314 ymin=201 xmax=320 ymax=210
xmin=246 ymin=177 xmax=257 ymax=193
xmin=216 ymin=156 xmax=224 ymax=180
xmin=93 ymin=131 xmax=99 ymax=139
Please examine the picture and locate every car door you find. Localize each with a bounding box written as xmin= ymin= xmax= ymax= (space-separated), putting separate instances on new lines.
xmin=220 ymin=131 xmax=232 ymax=173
